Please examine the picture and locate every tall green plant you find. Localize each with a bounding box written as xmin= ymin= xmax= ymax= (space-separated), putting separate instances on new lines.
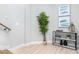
xmin=37 ymin=12 xmax=49 ymax=43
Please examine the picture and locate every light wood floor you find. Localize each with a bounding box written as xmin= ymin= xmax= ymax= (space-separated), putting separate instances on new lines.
xmin=11 ymin=43 xmax=78 ymax=54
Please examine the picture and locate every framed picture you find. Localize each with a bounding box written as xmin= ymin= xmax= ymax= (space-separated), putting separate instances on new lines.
xmin=58 ymin=4 xmax=70 ymax=16
xmin=58 ymin=16 xmax=70 ymax=28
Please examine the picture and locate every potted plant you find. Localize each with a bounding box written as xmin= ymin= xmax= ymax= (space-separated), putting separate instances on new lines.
xmin=37 ymin=12 xmax=49 ymax=45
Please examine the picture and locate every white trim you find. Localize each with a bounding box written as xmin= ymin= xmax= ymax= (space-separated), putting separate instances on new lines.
xmin=9 ymin=41 xmax=42 ymax=50
xmin=9 ymin=40 xmax=52 ymax=51
xmin=0 ymin=45 xmax=10 ymax=50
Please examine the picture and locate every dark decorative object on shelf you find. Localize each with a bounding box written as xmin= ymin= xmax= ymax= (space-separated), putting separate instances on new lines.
xmin=56 ymin=30 xmax=63 ymax=32
xmin=67 ymin=35 xmax=71 ymax=39
xmin=55 ymin=35 xmax=61 ymax=38
xmin=60 ymin=40 xmax=63 ymax=45
xmin=64 ymin=40 xmax=68 ymax=46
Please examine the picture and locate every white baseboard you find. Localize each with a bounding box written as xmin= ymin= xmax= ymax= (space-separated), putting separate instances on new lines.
xmin=0 ymin=45 xmax=10 ymax=50
xmin=9 ymin=40 xmax=52 ymax=51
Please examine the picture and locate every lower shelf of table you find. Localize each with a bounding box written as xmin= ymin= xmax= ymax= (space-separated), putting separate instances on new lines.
xmin=52 ymin=42 xmax=77 ymax=50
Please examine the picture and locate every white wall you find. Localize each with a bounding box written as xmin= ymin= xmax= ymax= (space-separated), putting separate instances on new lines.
xmin=71 ymin=4 xmax=79 ymax=45
xmin=26 ymin=4 xmax=79 ymax=45
xmin=0 ymin=4 xmax=79 ymax=49
xmin=25 ymin=4 xmax=58 ymax=44
xmin=71 ymin=4 xmax=79 ymax=31
xmin=29 ymin=4 xmax=58 ymax=43
xmin=0 ymin=4 xmax=25 ymax=49
xmin=8 ymin=5 xmax=25 ymax=48
xmin=0 ymin=4 xmax=63 ymax=49
xmin=25 ymin=5 xmax=32 ymax=43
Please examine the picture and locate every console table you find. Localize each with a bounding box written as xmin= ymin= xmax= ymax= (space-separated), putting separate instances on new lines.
xmin=52 ymin=31 xmax=77 ymax=50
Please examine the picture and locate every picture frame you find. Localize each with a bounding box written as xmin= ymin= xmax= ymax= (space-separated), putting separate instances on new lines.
xmin=58 ymin=4 xmax=70 ymax=16
xmin=58 ymin=16 xmax=70 ymax=28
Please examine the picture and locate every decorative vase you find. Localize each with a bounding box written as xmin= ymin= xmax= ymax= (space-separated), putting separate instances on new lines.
xmin=64 ymin=40 xmax=68 ymax=46
xmin=68 ymin=23 xmax=75 ymax=32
